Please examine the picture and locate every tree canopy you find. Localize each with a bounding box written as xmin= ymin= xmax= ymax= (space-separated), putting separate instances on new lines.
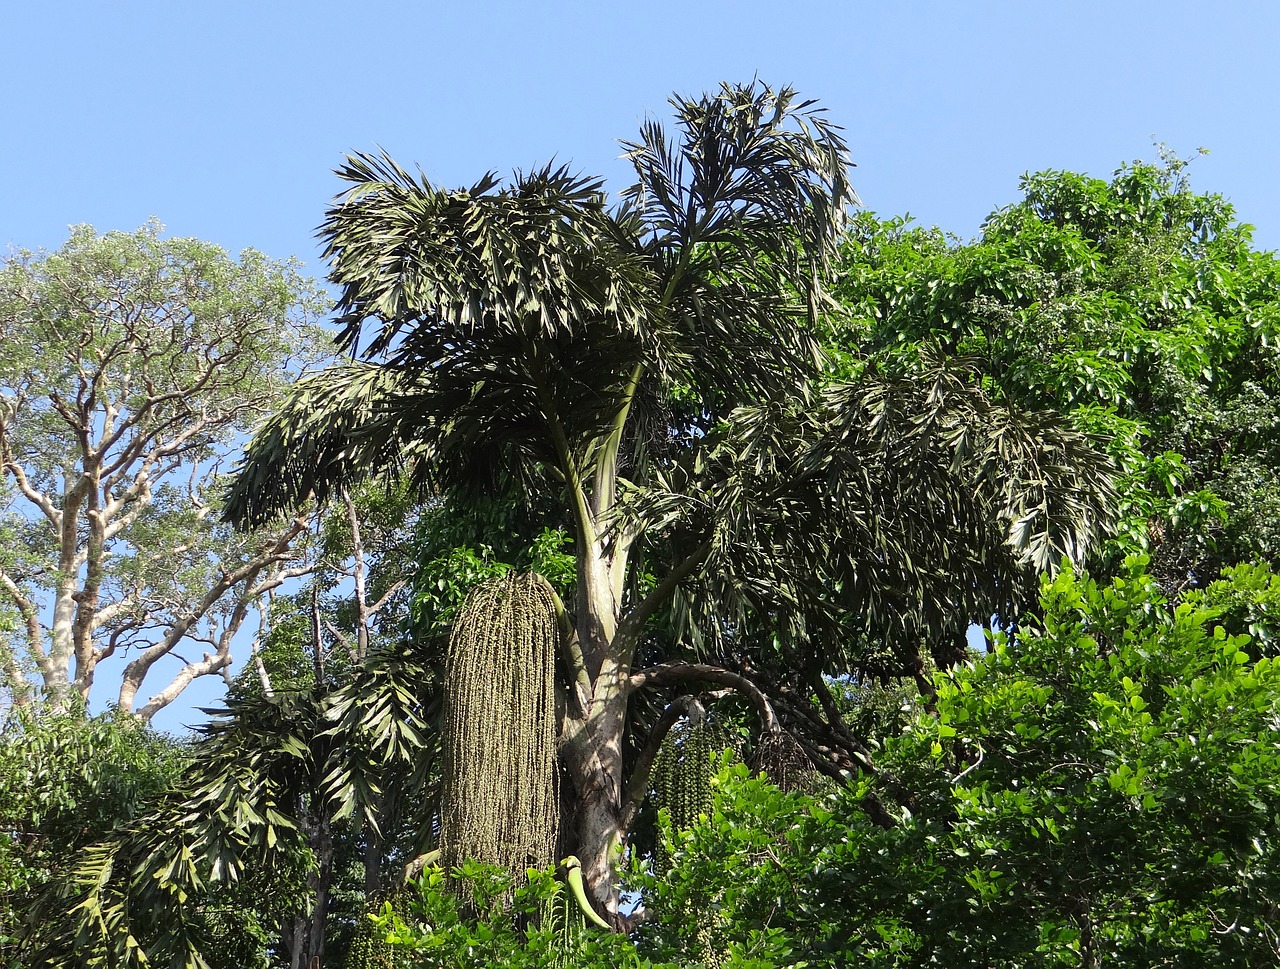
xmin=12 ymin=121 xmax=1280 ymax=968
xmin=631 ymin=559 xmax=1280 ymax=967
xmin=837 ymin=150 xmax=1280 ymax=589
xmin=0 ymin=221 xmax=328 ymax=717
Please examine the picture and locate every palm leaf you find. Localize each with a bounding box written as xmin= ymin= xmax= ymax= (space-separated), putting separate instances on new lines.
xmin=618 ymin=355 xmax=1116 ymax=667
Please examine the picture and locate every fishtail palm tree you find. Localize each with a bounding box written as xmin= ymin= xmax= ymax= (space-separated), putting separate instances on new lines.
xmin=226 ymin=81 xmax=1115 ymax=919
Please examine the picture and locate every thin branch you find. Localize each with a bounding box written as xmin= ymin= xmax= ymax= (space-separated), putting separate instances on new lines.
xmin=366 ymin=579 xmax=408 ymax=619
xmin=247 ymin=565 xmax=319 ymax=598
xmin=614 ymin=540 xmax=713 ymax=652
xmin=0 ymin=567 xmax=44 ymax=669
xmin=134 ymin=648 xmax=234 ymax=721
xmin=810 ymin=670 xmax=865 ymax=755
xmin=341 ymin=487 xmax=370 ymax=660
xmin=323 ymin=619 xmax=360 ymax=665
xmin=251 ymin=606 xmax=274 ymax=698
xmin=311 ymin=585 xmax=326 ymax=682
xmin=117 ymin=514 xmax=309 ymax=713
xmin=88 ymin=594 xmax=143 ymax=636
xmin=0 ymin=452 xmax=61 ymax=527
xmin=951 ymin=741 xmax=985 ymax=784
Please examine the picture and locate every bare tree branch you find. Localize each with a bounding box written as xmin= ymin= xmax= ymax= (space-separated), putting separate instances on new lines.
xmin=0 ymin=566 xmax=43 ymax=669
xmin=0 ymin=450 xmax=61 ymax=528
xmin=117 ymin=513 xmax=309 ymax=715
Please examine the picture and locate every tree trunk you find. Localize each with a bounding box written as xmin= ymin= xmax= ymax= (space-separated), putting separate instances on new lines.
xmin=559 ymin=659 xmax=630 ymax=920
xmin=555 ymin=428 xmax=646 ymax=919
xmin=285 ymin=808 xmax=332 ymax=969
xmin=574 ymin=779 xmax=626 ymax=921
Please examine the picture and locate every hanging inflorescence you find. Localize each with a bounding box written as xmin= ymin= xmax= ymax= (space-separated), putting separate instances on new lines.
xmin=650 ymin=717 xmax=732 ymax=967
xmin=439 ymin=572 xmax=560 ymax=875
xmin=344 ymin=893 xmax=413 ymax=969
xmin=651 ymin=719 xmax=715 ymax=836
xmin=649 ymin=716 xmax=732 ymax=881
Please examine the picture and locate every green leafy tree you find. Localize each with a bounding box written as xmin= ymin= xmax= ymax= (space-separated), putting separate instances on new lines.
xmin=2 ymin=232 xmax=457 ymax=968
xmin=0 ymin=221 xmax=328 ymax=717
xmin=838 ymin=151 xmax=1280 ymax=592
xmin=0 ymin=706 xmax=185 ymax=963
xmin=642 ymin=560 xmax=1280 ymax=966
xmin=226 ymin=81 xmax=1115 ymax=919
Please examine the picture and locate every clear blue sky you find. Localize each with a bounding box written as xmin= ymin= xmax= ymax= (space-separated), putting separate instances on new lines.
xmin=4 ymin=1 xmax=1278 ymax=729
xmin=4 ymin=1 xmax=1278 ymax=264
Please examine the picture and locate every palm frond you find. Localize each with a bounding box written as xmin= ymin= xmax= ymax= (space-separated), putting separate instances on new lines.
xmin=225 ymin=363 xmax=430 ymax=528
xmin=619 ymin=80 xmax=858 ymax=408
xmin=618 ymin=356 xmax=1116 ymax=667
xmin=835 ymin=355 xmax=1118 ymax=570
xmin=322 ymin=152 xmax=661 ymax=366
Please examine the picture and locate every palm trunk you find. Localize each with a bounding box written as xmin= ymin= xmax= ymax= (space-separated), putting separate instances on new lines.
xmin=561 ymin=744 xmax=628 ymax=920
xmin=285 ymin=805 xmax=332 ymax=968
xmin=575 ymin=777 xmax=626 ymax=920
xmin=561 ymin=530 xmax=633 ymax=918
xmin=560 ymin=680 xmax=629 ymax=918
xmin=550 ymin=391 xmax=649 ymax=918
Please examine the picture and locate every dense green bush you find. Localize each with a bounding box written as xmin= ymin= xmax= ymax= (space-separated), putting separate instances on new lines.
xmin=640 ymin=559 xmax=1280 ymax=966
xmin=0 ymin=707 xmax=185 ymax=963
xmin=371 ymin=861 xmax=680 ymax=969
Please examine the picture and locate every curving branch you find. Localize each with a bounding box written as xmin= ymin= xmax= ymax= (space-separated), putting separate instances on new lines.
xmin=613 ymin=540 xmax=712 ymax=654
xmin=619 ymin=661 xmax=786 ymax=833
xmin=118 ymin=514 xmax=311 ymax=717
xmin=627 ymin=661 xmax=781 ymax=734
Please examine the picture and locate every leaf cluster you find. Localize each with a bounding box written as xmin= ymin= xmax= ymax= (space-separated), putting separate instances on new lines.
xmin=0 ymin=706 xmax=185 ymax=960
xmin=371 ymin=861 xmax=678 ymax=969
xmin=626 ymin=353 xmax=1114 ymax=671
xmin=642 ymin=559 xmax=1280 ymax=966
xmin=16 ymin=637 xmax=437 ymax=968
xmin=839 ymin=154 xmax=1280 ymax=587
xmin=224 ymin=81 xmax=857 ymax=531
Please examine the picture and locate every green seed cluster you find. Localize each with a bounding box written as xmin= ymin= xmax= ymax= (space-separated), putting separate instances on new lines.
xmin=439 ymin=572 xmax=559 ymax=876
xmin=694 ymin=916 xmax=726 ymax=969
xmin=652 ymin=720 xmax=714 ymax=834
xmin=651 ymin=719 xmax=722 ymax=876
xmin=344 ymin=893 xmax=411 ymax=969
xmin=649 ymin=719 xmax=733 ymax=964
xmin=345 ymin=916 xmax=376 ymax=969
